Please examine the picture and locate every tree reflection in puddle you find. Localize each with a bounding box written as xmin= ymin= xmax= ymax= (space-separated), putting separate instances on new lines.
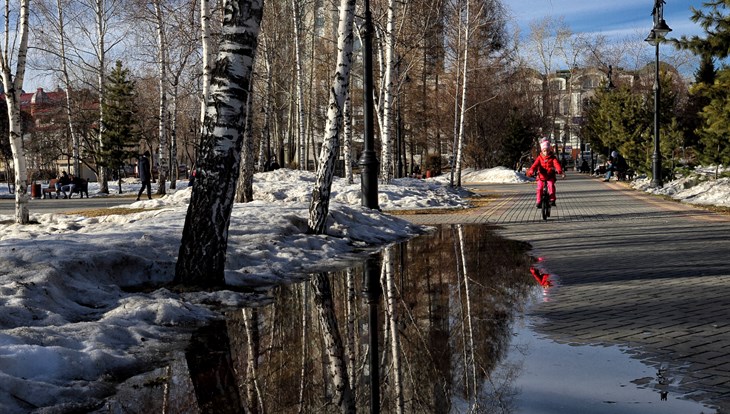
xmin=105 ymin=224 xmax=715 ymax=413
xmin=187 ymin=224 xmax=536 ymax=413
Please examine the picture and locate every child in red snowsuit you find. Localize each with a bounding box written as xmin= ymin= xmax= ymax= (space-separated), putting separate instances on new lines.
xmin=527 ymin=140 xmax=565 ymax=207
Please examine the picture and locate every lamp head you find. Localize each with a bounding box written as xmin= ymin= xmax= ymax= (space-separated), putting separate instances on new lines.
xmin=654 ymin=19 xmax=672 ymax=37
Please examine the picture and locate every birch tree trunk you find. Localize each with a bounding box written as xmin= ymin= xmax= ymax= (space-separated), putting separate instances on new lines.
xmin=379 ymin=0 xmax=397 ymax=184
xmin=199 ymin=0 xmax=212 ymax=124
xmin=343 ymin=91 xmax=354 ymax=184
xmin=95 ymin=0 xmax=109 ymax=193
xmin=257 ymin=39 xmax=272 ymax=172
xmin=235 ymin=87 xmax=255 ymax=203
xmin=54 ymin=0 xmax=80 ymax=177
xmin=169 ymin=84 xmax=179 ymax=189
xmin=297 ymin=283 xmax=309 ymax=413
xmin=174 ymin=0 xmax=263 ymax=287
xmin=345 ymin=268 xmax=356 ymax=382
xmin=243 ymin=308 xmax=264 ymax=414
xmin=0 ymin=0 xmax=30 ymax=224
xmin=306 ymin=0 xmax=356 ymax=234
xmin=452 ymin=0 xmax=470 ymax=188
xmin=311 ymin=274 xmax=355 ymax=413
xmin=292 ymin=0 xmax=306 ymax=169
xmin=154 ymin=0 xmax=169 ymax=195
xmin=382 ymin=246 xmax=404 ymax=414
xmin=457 ymin=225 xmax=478 ymax=407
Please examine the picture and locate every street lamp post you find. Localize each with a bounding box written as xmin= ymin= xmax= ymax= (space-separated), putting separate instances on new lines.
xmin=645 ymin=0 xmax=671 ymax=188
xmin=359 ymin=0 xmax=380 ymax=209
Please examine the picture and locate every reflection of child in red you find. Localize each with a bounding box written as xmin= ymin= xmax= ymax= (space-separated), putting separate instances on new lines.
xmin=526 ymin=139 xmax=565 ymax=207
xmin=530 ymin=267 xmax=552 ymax=287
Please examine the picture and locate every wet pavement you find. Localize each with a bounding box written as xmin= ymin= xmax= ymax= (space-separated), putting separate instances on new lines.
xmin=400 ymin=171 xmax=730 ymax=413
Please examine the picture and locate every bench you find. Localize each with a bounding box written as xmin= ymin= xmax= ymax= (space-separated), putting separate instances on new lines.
xmin=42 ymin=177 xmax=89 ymax=199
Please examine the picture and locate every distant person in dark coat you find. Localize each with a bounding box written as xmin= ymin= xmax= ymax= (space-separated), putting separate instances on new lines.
xmin=55 ymin=171 xmax=75 ymax=199
xmin=136 ymin=151 xmax=152 ymax=201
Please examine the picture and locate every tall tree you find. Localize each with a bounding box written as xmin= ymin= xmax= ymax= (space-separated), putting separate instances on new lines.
xmin=153 ymin=0 xmax=170 ymax=195
xmin=675 ymin=0 xmax=730 ymax=58
xmin=306 ymin=0 xmax=356 ymax=234
xmin=291 ymin=0 xmax=306 ymax=169
xmin=1 ymin=0 xmax=30 ymax=224
xmin=695 ymin=68 xmax=730 ymax=171
xmin=675 ymin=1 xmax=730 ymax=171
xmin=379 ymin=0 xmax=397 ymax=184
xmin=175 ymin=0 xmax=264 ymax=287
xmin=102 ymin=61 xmax=139 ymax=193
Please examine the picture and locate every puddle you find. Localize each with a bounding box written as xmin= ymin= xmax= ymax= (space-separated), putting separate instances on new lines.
xmin=103 ymin=224 xmax=716 ymax=413
xmin=506 ymin=317 xmax=710 ymax=414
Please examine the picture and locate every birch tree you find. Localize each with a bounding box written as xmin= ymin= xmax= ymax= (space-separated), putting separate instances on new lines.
xmin=199 ymin=0 xmax=213 ymax=124
xmin=235 ymin=86 xmax=255 ymax=203
xmin=34 ymin=0 xmax=82 ymax=177
xmin=91 ymin=0 xmax=119 ymax=193
xmin=292 ymin=0 xmax=306 ymax=169
xmin=174 ymin=0 xmax=264 ymax=286
xmin=379 ymin=0 xmax=397 ymax=184
xmin=153 ymin=0 xmax=169 ymax=195
xmin=451 ymin=0 xmax=469 ymax=188
xmin=342 ymin=90 xmax=354 ymax=184
xmin=306 ymin=0 xmax=356 ymax=234
xmin=1 ymin=0 xmax=30 ymax=224
xmin=311 ymin=273 xmax=355 ymax=413
xmin=382 ymin=246 xmax=404 ymax=413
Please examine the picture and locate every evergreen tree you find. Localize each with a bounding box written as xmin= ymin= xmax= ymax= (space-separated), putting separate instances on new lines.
xmin=695 ymin=68 xmax=730 ymax=172
xmin=583 ymin=85 xmax=650 ymax=172
xmin=675 ymin=1 xmax=730 ymax=171
xmin=682 ymin=54 xmax=716 ymax=162
xmin=501 ymin=113 xmax=535 ymax=171
xmin=102 ymin=61 xmax=140 ymax=193
xmin=675 ymin=0 xmax=730 ymax=58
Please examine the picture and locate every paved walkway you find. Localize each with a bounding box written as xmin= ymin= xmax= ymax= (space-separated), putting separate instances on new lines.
xmin=400 ymin=171 xmax=730 ymax=412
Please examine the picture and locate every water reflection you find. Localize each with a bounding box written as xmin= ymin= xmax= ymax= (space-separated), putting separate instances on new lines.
xmin=105 ymin=224 xmax=714 ymax=413
xmin=216 ymin=224 xmax=536 ymax=413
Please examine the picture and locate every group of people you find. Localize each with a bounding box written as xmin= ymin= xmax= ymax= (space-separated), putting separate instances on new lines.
xmin=54 ymin=171 xmax=76 ymax=199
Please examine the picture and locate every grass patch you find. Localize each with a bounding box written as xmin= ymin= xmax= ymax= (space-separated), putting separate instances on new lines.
xmin=466 ymin=194 xmax=500 ymax=207
xmin=61 ymin=207 xmax=156 ymax=217
xmin=699 ymin=204 xmax=730 ymax=216
xmin=387 ymin=207 xmax=463 ymax=215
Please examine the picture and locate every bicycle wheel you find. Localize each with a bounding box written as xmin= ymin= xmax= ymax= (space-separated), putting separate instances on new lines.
xmin=541 ymin=186 xmax=549 ymax=221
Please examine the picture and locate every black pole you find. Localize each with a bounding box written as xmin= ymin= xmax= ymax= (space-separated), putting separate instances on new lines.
xmin=362 ymin=255 xmax=382 ymax=414
xmin=359 ymin=0 xmax=379 ymax=209
xmin=651 ymin=41 xmax=663 ymax=187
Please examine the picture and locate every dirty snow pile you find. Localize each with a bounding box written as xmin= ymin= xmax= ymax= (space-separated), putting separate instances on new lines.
xmin=633 ymin=165 xmax=730 ymax=208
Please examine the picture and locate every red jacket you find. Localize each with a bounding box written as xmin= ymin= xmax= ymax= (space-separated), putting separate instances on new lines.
xmin=528 ymin=153 xmax=563 ymax=181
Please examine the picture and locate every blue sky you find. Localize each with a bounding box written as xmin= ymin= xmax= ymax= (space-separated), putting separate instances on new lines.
xmin=508 ymin=0 xmax=706 ymax=42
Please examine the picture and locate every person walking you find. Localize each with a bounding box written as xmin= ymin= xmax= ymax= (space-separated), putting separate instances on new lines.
xmin=136 ymin=151 xmax=152 ymax=201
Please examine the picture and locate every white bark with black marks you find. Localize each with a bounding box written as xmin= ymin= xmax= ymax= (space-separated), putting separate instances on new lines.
xmin=0 ymin=0 xmax=30 ymax=224
xmin=307 ymin=0 xmax=356 ymax=234
xmin=311 ymin=274 xmax=355 ymax=413
xmin=174 ymin=0 xmax=263 ymax=287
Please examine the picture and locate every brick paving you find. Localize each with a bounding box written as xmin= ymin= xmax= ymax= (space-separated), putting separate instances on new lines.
xmin=400 ymin=171 xmax=730 ymax=412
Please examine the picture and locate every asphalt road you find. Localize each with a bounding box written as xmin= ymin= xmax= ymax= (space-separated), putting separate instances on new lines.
xmin=0 ymin=195 xmax=138 ymax=216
